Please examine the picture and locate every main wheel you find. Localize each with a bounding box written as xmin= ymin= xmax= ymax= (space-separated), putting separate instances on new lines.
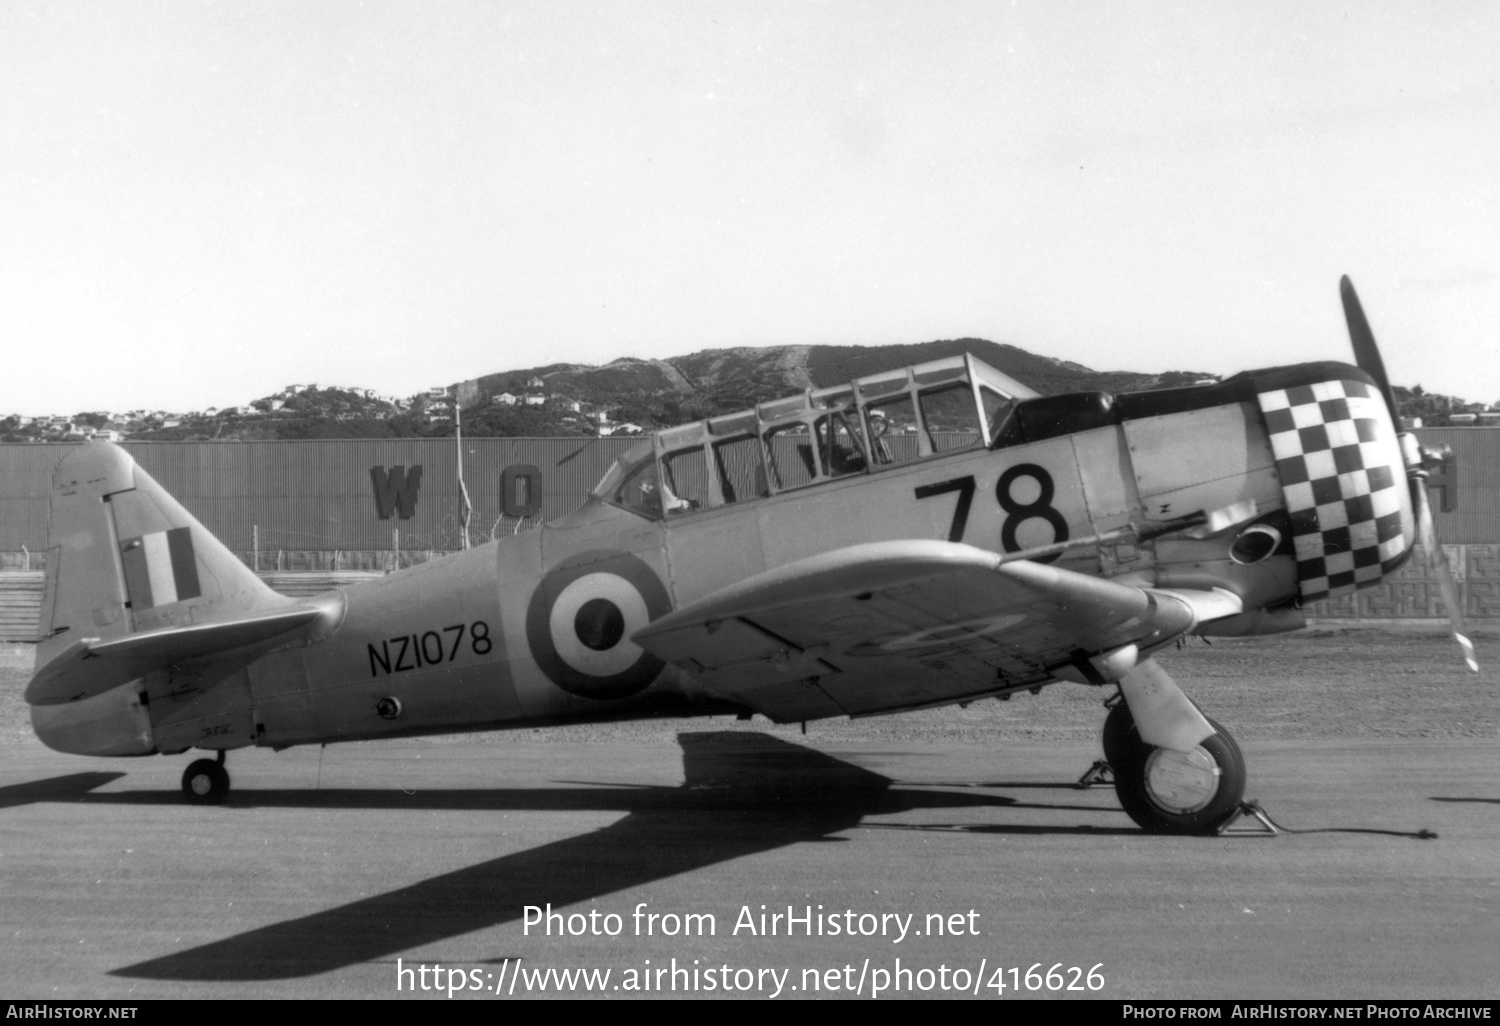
xmin=1103 ymin=702 xmax=1245 ymax=834
xmin=181 ymin=759 xmax=230 ymax=804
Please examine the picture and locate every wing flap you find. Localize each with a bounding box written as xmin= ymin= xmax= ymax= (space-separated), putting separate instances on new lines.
xmin=635 ymin=540 xmax=1200 ymax=721
xmin=26 ymin=605 xmax=326 ymax=705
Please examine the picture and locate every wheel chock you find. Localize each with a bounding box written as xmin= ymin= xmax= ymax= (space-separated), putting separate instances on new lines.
xmin=1076 ymin=759 xmax=1113 ymax=789
xmin=1216 ymin=799 xmax=1280 ymax=837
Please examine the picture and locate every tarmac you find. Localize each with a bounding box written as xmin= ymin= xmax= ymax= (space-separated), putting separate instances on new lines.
xmin=1 ymin=730 xmax=1496 ymax=1000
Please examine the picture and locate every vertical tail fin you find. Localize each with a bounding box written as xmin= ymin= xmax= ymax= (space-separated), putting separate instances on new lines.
xmin=38 ymin=442 xmax=291 ymax=668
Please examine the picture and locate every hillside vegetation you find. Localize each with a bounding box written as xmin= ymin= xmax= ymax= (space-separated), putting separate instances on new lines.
xmin=13 ymin=338 xmax=1476 ymax=443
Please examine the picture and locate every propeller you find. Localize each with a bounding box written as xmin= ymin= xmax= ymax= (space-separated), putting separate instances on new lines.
xmin=1340 ymin=275 xmax=1400 ymax=422
xmin=1415 ymin=470 xmax=1477 ymax=672
xmin=1340 ymin=276 xmax=1478 ymax=672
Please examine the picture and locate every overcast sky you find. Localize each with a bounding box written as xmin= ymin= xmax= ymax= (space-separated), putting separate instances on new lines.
xmin=2 ymin=1 xmax=1496 ymax=417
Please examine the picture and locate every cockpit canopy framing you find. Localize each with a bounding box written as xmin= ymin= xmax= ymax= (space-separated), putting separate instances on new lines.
xmin=593 ymin=353 xmax=1037 ymax=519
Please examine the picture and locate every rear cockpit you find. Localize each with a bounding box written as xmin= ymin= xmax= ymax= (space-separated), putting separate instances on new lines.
xmin=592 ymin=354 xmax=1038 ymax=519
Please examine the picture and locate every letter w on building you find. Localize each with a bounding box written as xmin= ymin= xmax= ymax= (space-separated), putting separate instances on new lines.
xmin=370 ymin=465 xmax=423 ymax=519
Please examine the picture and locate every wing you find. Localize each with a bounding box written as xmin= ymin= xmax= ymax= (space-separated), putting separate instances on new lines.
xmin=635 ymin=540 xmax=1233 ymax=722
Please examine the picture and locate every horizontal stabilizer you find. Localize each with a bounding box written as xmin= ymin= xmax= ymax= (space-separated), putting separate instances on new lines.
xmin=26 ymin=605 xmax=326 ymax=706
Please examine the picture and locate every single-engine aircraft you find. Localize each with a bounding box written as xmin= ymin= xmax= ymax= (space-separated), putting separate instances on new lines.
xmin=24 ymin=278 xmax=1475 ymax=833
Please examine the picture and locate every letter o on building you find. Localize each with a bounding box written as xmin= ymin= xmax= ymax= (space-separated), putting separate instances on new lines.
xmin=501 ymin=464 xmax=543 ymax=518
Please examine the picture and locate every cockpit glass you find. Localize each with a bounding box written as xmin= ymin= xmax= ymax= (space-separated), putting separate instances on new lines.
xmin=661 ymin=447 xmax=709 ymax=514
xmin=816 ymin=411 xmax=869 ymax=477
xmin=919 ymin=383 xmax=984 ymax=453
xmin=866 ymin=395 xmax=918 ymax=464
xmin=982 ymin=387 xmax=1016 ymax=443
xmin=597 ymin=440 xmax=665 ymax=518
xmin=762 ymin=422 xmax=817 ymax=490
xmin=611 ymin=460 xmax=664 ymax=518
xmin=714 ymin=435 xmax=768 ymax=503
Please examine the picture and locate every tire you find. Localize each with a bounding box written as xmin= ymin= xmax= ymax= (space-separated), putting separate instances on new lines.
xmin=1100 ymin=699 xmax=1132 ymax=772
xmin=1103 ymin=702 xmax=1245 ymax=834
xmin=181 ymin=759 xmax=230 ymax=804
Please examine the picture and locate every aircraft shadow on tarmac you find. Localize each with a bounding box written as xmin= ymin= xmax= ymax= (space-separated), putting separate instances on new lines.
xmin=101 ymin=731 xmax=1119 ymax=981
xmin=0 ymin=771 xmax=124 ymax=810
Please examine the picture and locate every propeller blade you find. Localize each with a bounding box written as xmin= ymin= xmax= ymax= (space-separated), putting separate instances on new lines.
xmin=1414 ymin=479 xmax=1479 ymax=673
xmin=1340 ymin=276 xmax=1400 ymax=422
xmin=1340 ymin=277 xmax=1471 ymax=670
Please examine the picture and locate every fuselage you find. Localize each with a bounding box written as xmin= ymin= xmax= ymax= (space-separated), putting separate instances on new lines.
xmin=29 ymin=356 xmax=1417 ymax=757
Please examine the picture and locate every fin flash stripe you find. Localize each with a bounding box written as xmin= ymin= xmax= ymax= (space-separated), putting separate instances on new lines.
xmin=120 ymin=527 xmax=201 ymax=610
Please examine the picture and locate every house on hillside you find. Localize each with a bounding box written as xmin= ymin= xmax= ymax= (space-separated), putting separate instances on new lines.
xmin=492 ymin=392 xmax=518 ymax=405
xmin=523 ymin=394 xmax=546 ymax=406
xmin=526 ymin=376 xmax=545 ymax=389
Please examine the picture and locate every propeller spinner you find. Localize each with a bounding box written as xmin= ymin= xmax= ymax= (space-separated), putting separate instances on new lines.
xmin=1340 ymin=276 xmax=1478 ymax=672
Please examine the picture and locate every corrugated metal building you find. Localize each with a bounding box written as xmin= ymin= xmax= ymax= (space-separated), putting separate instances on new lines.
xmin=0 ymin=437 xmax=638 ymax=569
xmin=1400 ymin=428 xmax=1500 ymax=543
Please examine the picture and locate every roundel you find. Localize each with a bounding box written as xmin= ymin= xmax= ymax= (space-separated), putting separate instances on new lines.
xmin=525 ymin=550 xmax=671 ymax=700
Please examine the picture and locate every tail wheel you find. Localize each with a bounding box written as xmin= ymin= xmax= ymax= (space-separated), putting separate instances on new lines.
xmin=181 ymin=759 xmax=230 ymax=804
xmin=1103 ymin=702 xmax=1245 ymax=834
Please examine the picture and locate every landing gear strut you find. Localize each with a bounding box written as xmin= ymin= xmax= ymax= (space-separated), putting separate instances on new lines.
xmin=1102 ymin=701 xmax=1245 ymax=834
xmin=181 ymin=751 xmax=230 ymax=804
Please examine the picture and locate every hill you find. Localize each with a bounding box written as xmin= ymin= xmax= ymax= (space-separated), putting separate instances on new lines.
xmin=443 ymin=339 xmax=1209 ymax=438
xmin=30 ymin=338 xmax=1480 ymax=443
xmin=108 ymin=340 xmax=1220 ymax=440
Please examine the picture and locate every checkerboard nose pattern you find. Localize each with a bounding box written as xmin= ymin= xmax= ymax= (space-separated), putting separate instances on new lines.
xmin=1255 ymin=374 xmax=1415 ymax=601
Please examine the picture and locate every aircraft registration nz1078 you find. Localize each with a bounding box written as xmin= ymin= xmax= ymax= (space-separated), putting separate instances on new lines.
xmin=25 ymin=279 xmax=1469 ymax=833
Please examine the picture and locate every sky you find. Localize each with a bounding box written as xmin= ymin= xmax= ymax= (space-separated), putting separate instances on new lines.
xmin=2 ymin=0 xmax=1496 ymax=417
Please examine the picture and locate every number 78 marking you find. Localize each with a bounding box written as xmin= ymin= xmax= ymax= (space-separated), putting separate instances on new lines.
xmin=914 ymin=475 xmax=976 ymax=543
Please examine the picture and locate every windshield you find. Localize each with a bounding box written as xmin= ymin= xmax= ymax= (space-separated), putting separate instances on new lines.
xmin=593 ymin=439 xmax=664 ymax=518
